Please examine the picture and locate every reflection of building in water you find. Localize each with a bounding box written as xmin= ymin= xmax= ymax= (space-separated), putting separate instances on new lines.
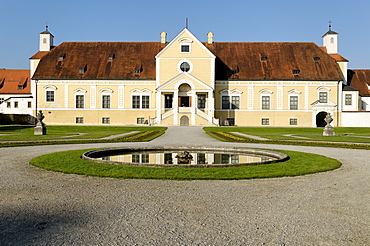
xmin=103 ymin=152 xmax=272 ymax=165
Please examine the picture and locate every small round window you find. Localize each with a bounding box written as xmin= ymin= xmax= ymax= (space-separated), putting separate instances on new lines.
xmin=180 ymin=62 xmax=190 ymax=72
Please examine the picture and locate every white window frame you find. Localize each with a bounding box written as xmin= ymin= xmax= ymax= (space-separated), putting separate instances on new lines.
xmin=177 ymin=59 xmax=193 ymax=74
xmin=100 ymin=89 xmax=113 ymax=109
xmin=74 ymin=88 xmax=87 ymax=109
xmin=345 ymin=94 xmax=352 ymax=106
xmin=317 ymin=87 xmax=330 ymax=104
xmin=288 ymin=89 xmax=301 ymax=110
xmin=44 ymin=85 xmax=57 ymax=103
xmin=130 ymin=89 xmax=152 ymax=109
xmin=179 ymin=38 xmax=192 ymax=53
xmin=220 ymin=89 xmax=242 ymax=110
xmin=260 ymin=89 xmax=273 ymax=110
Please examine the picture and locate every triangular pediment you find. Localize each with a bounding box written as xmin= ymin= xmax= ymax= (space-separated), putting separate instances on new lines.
xmin=156 ymin=28 xmax=215 ymax=59
xmin=157 ymin=73 xmax=213 ymax=91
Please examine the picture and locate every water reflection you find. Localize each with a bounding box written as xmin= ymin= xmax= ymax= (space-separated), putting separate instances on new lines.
xmin=98 ymin=151 xmax=276 ymax=165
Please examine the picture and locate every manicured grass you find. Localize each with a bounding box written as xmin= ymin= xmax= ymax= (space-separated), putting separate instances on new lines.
xmin=0 ymin=125 xmax=166 ymax=141
xmin=0 ymin=126 xmax=166 ymax=148
xmin=30 ymin=148 xmax=341 ymax=180
xmin=204 ymin=127 xmax=370 ymax=144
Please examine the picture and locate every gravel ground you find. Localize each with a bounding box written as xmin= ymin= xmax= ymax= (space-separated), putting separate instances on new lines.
xmin=0 ymin=127 xmax=369 ymax=245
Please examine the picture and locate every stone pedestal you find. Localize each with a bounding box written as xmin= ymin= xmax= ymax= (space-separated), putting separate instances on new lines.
xmin=323 ymin=127 xmax=335 ymax=136
xmin=34 ymin=125 xmax=46 ymax=135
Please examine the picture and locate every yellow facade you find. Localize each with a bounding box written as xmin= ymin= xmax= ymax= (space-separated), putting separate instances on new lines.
xmin=33 ymin=28 xmax=344 ymax=127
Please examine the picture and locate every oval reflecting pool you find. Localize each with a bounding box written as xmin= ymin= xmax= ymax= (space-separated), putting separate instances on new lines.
xmin=82 ymin=147 xmax=289 ymax=168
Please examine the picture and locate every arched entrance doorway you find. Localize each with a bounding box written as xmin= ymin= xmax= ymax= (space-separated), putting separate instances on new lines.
xmin=180 ymin=115 xmax=189 ymax=126
xmin=316 ymin=111 xmax=327 ymax=127
xmin=178 ymin=83 xmax=191 ymax=107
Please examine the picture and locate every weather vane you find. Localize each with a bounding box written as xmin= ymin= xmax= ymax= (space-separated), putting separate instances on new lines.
xmin=328 ymin=20 xmax=332 ymax=31
xmin=45 ymin=21 xmax=49 ymax=31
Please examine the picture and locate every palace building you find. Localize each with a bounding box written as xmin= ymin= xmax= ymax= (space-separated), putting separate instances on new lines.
xmin=28 ymin=26 xmax=370 ymax=127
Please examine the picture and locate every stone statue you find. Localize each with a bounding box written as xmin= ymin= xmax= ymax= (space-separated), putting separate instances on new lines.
xmin=34 ymin=110 xmax=46 ymax=135
xmin=36 ymin=110 xmax=45 ymax=126
xmin=323 ymin=113 xmax=335 ymax=136
xmin=175 ymin=151 xmax=193 ymax=164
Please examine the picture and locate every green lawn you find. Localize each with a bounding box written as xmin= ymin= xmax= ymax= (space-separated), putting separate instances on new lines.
xmin=0 ymin=125 xmax=166 ymax=141
xmin=30 ymin=148 xmax=341 ymax=180
xmin=204 ymin=127 xmax=370 ymax=143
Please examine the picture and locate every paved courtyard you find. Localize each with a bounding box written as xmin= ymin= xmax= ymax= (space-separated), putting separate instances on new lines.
xmin=1 ymin=127 xmax=369 ymax=245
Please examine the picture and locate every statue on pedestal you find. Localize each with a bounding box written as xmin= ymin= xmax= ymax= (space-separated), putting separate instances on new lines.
xmin=34 ymin=110 xmax=46 ymax=135
xmin=323 ymin=113 xmax=335 ymax=136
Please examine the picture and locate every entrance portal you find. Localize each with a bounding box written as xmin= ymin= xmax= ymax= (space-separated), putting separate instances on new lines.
xmin=316 ymin=111 xmax=327 ymax=127
xmin=180 ymin=115 xmax=189 ymax=126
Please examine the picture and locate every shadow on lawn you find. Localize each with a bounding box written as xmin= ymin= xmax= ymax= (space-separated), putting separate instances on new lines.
xmin=0 ymin=125 xmax=34 ymax=132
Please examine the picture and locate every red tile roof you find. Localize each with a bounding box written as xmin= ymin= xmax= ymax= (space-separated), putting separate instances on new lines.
xmin=207 ymin=42 xmax=344 ymax=81
xmin=32 ymin=41 xmax=344 ymax=81
xmin=29 ymin=51 xmax=50 ymax=59
xmin=329 ymin=53 xmax=349 ymax=62
xmin=347 ymin=69 xmax=370 ymax=97
xmin=33 ymin=42 xmax=165 ymax=80
xmin=0 ymin=69 xmax=31 ymax=94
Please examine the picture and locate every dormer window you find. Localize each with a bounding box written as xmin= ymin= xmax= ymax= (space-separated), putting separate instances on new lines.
xmin=58 ymin=53 xmax=65 ymax=61
xmin=18 ymin=85 xmax=24 ymax=90
xmin=134 ymin=64 xmax=142 ymax=74
xmin=108 ymin=53 xmax=115 ymax=61
xmin=261 ymin=56 xmax=268 ymax=61
xmin=181 ymin=45 xmax=190 ymax=52
xmin=314 ymin=57 xmax=320 ymax=62
xmin=78 ymin=64 xmax=87 ymax=74
xmin=292 ymin=70 xmax=300 ymax=75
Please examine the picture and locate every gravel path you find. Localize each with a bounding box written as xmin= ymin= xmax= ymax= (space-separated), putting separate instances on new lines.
xmin=1 ymin=127 xmax=369 ymax=245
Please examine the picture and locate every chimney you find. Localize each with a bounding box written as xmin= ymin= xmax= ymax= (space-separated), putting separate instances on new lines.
xmin=207 ymin=32 xmax=214 ymax=44
xmin=160 ymin=31 xmax=167 ymax=44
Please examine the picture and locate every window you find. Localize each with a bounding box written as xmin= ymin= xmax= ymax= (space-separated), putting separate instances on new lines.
xmin=0 ymin=98 xmax=4 ymax=104
xmin=292 ymin=70 xmax=300 ymax=75
xmin=221 ymin=154 xmax=229 ymax=164
xmin=222 ymin=96 xmax=230 ymax=109
xmin=231 ymin=96 xmax=240 ymax=109
xmin=132 ymin=154 xmax=149 ymax=163
xmin=314 ymin=57 xmax=320 ymax=62
xmin=141 ymin=154 xmax=149 ymax=164
xmin=46 ymin=91 xmax=55 ymax=102
xmin=137 ymin=118 xmax=145 ymax=124
xmin=319 ymin=92 xmax=328 ymax=103
xmin=132 ymin=154 xmax=140 ymax=163
xmin=28 ymin=102 xmax=32 ymax=108
xmin=142 ymin=96 xmax=149 ymax=108
xmin=261 ymin=56 xmax=268 ymax=61
xmin=181 ymin=45 xmax=190 ymax=52
xmin=197 ymin=153 xmax=206 ymax=164
xmin=180 ymin=62 xmax=190 ymax=72
xmin=345 ymin=94 xmax=352 ymax=105
xmin=262 ymin=118 xmax=269 ymax=125
xmin=76 ymin=117 xmax=84 ymax=124
xmin=132 ymin=95 xmax=149 ymax=109
xmin=76 ymin=95 xmax=84 ymax=108
xmin=14 ymin=102 xmax=18 ymax=108
xmin=290 ymin=119 xmax=298 ymax=125
xmin=231 ymin=155 xmax=239 ymax=164
xmin=197 ymin=94 xmax=206 ymax=109
xmin=18 ymin=85 xmax=24 ymax=90
xmin=102 ymin=117 xmax=110 ymax=124
xmin=102 ymin=95 xmax=111 ymax=108
xmin=290 ymin=96 xmax=298 ymax=110
xmin=262 ymin=96 xmax=270 ymax=110
xmin=43 ymin=38 xmax=47 ymax=44
xmin=165 ymin=94 xmax=173 ymax=108
xmin=7 ymin=102 xmax=11 ymax=108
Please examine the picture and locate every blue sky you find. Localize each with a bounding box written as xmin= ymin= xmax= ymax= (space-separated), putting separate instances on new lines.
xmin=1 ymin=0 xmax=370 ymax=69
